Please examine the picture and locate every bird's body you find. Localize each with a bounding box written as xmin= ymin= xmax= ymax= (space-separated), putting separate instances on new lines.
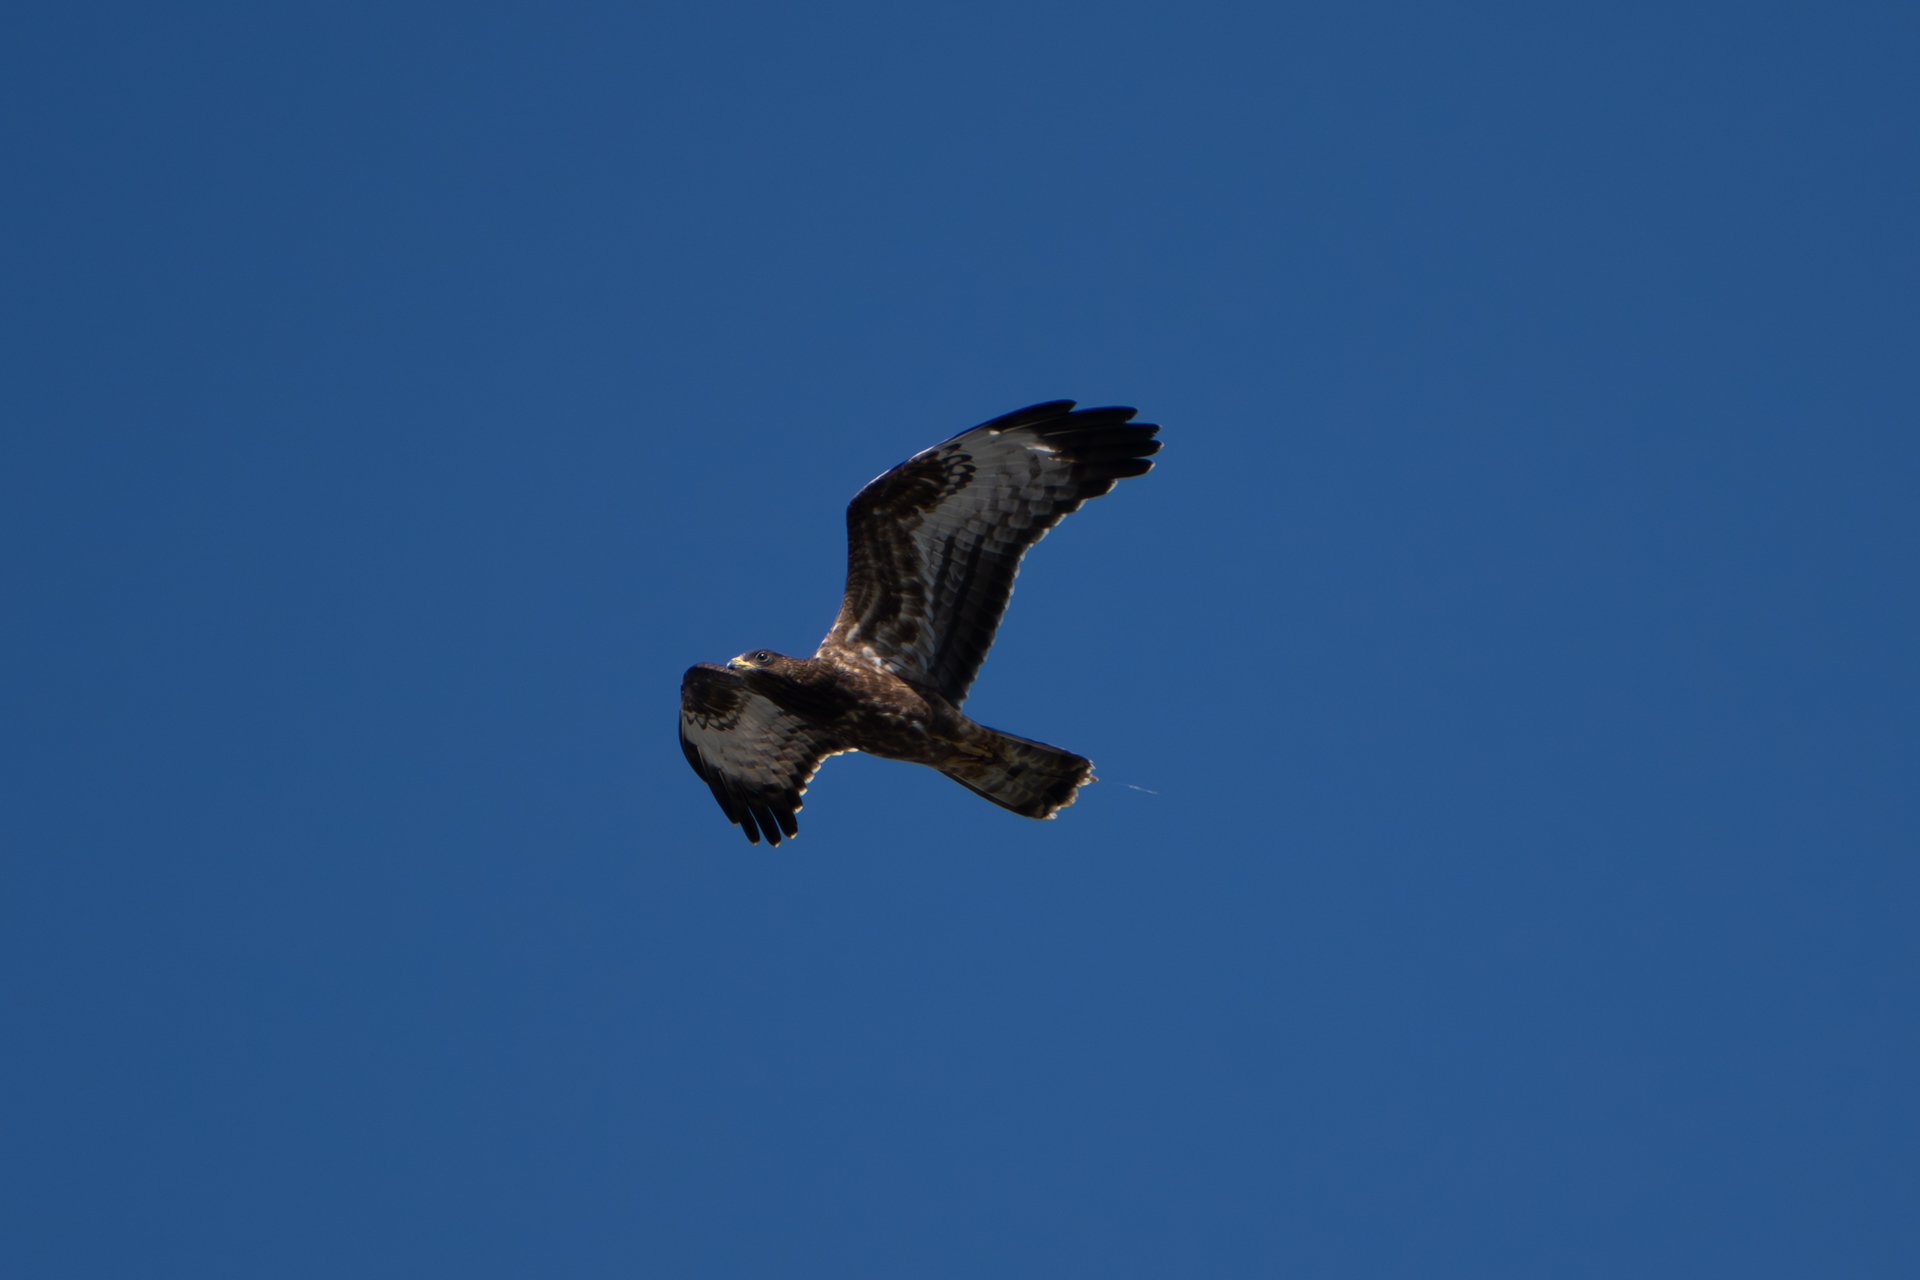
xmin=680 ymin=401 xmax=1160 ymax=845
xmin=688 ymin=651 xmax=977 ymax=772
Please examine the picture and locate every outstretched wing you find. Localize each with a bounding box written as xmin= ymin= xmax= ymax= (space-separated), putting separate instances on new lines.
xmin=679 ymin=664 xmax=847 ymax=846
xmin=819 ymin=401 xmax=1160 ymax=704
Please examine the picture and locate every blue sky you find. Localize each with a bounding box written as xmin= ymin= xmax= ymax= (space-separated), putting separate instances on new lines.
xmin=3 ymin=2 xmax=1916 ymax=1275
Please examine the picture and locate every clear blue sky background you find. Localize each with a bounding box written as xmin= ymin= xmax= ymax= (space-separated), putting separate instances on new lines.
xmin=3 ymin=2 xmax=1915 ymax=1275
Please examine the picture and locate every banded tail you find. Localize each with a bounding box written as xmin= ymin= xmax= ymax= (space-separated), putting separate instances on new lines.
xmin=941 ymin=728 xmax=1095 ymax=819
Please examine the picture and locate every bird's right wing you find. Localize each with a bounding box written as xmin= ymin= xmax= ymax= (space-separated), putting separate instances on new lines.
xmin=679 ymin=664 xmax=847 ymax=846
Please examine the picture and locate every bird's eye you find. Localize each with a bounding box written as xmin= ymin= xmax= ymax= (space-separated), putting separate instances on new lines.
xmin=756 ymin=652 xmax=771 ymax=662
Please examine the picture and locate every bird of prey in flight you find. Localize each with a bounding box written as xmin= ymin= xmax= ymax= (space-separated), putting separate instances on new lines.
xmin=680 ymin=400 xmax=1160 ymax=845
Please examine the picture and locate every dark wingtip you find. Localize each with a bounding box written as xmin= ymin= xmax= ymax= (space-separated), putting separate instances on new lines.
xmin=978 ymin=400 xmax=1078 ymax=433
xmin=751 ymin=803 xmax=786 ymax=846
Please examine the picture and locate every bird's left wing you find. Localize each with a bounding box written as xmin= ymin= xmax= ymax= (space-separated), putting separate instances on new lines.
xmin=820 ymin=401 xmax=1160 ymax=704
xmin=679 ymin=664 xmax=847 ymax=846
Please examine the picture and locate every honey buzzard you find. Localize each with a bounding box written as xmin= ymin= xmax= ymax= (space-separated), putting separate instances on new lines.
xmin=679 ymin=400 xmax=1160 ymax=845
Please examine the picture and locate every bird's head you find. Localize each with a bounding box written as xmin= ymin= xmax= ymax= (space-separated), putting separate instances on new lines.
xmin=725 ymin=649 xmax=783 ymax=672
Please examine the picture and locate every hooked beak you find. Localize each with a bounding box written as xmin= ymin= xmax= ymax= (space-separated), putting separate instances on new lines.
xmin=725 ymin=657 xmax=750 ymax=672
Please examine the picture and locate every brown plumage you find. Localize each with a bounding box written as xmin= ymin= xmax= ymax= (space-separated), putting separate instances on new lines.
xmin=679 ymin=400 xmax=1160 ymax=845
